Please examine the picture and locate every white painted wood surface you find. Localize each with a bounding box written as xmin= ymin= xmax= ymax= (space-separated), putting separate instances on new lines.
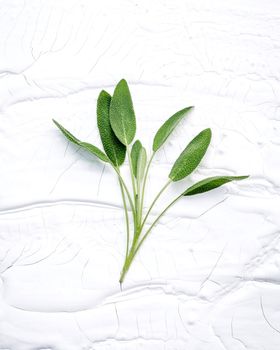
xmin=0 ymin=0 xmax=279 ymax=348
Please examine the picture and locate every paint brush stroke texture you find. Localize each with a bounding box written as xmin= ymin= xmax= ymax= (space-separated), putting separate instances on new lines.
xmin=0 ymin=0 xmax=280 ymax=349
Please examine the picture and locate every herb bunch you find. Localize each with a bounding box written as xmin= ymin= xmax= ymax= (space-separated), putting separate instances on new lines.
xmin=53 ymin=79 xmax=249 ymax=285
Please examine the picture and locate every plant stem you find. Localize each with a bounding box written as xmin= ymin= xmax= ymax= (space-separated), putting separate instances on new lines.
xmin=113 ymin=166 xmax=135 ymax=214
xmin=139 ymin=152 xmax=155 ymax=218
xmin=119 ymin=146 xmax=142 ymax=285
xmin=118 ymin=177 xmax=130 ymax=259
xmin=119 ymin=152 xmax=179 ymax=285
xmin=127 ymin=146 xmax=139 ymax=228
xmin=119 ymin=238 xmax=138 ymax=284
xmin=140 ymin=179 xmax=172 ymax=230
xmin=127 ymin=146 xmax=137 ymax=198
xmin=113 ymin=164 xmax=138 ymax=265
xmin=136 ymin=177 xmax=141 ymax=229
xmin=123 ymin=192 xmax=184 ymax=277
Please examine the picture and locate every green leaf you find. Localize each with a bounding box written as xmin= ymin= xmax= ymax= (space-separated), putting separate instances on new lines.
xmin=97 ymin=90 xmax=126 ymax=167
xmin=169 ymin=128 xmax=212 ymax=182
xmin=53 ymin=119 xmax=109 ymax=163
xmin=131 ymin=140 xmax=142 ymax=177
xmin=183 ymin=175 xmax=249 ymax=196
xmin=153 ymin=106 xmax=193 ymax=152
xmin=136 ymin=146 xmax=147 ymax=182
xmin=109 ymin=79 xmax=136 ymax=145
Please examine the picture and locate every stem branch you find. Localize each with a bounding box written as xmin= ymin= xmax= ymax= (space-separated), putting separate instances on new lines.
xmin=113 ymin=165 xmax=135 ymax=214
xmin=118 ymin=177 xmax=130 ymax=259
xmin=140 ymin=179 xmax=171 ymax=230
xmin=139 ymin=152 xmax=155 ymax=216
xmin=132 ymin=192 xmax=184 ymax=263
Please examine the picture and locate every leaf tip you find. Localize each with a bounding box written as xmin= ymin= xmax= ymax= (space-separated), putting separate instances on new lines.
xmin=204 ymin=127 xmax=212 ymax=141
xmin=238 ymin=175 xmax=250 ymax=180
xmin=181 ymin=106 xmax=195 ymax=115
xmin=52 ymin=119 xmax=60 ymax=128
xmin=117 ymin=78 xmax=128 ymax=87
xmin=100 ymin=89 xmax=110 ymax=97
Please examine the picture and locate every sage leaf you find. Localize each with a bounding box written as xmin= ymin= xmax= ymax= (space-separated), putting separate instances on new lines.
xmin=169 ymin=128 xmax=212 ymax=181
xmin=183 ymin=175 xmax=249 ymax=196
xmin=109 ymin=79 xmax=136 ymax=145
xmin=53 ymin=119 xmax=109 ymax=163
xmin=136 ymin=146 xmax=147 ymax=182
xmin=97 ymin=90 xmax=126 ymax=166
xmin=153 ymin=106 xmax=193 ymax=152
xmin=131 ymin=140 xmax=142 ymax=177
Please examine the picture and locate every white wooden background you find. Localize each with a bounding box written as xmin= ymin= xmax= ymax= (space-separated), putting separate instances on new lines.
xmin=1 ymin=0 xmax=280 ymax=349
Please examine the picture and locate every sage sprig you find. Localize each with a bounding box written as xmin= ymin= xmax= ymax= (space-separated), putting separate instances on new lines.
xmin=53 ymin=79 xmax=249 ymax=285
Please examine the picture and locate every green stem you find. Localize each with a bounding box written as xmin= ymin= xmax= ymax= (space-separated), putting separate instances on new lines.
xmin=119 ymin=192 xmax=184 ymax=284
xmin=119 ymin=239 xmax=137 ymax=284
xmin=127 ymin=146 xmax=137 ymax=198
xmin=127 ymin=146 xmax=139 ymax=229
xmin=113 ymin=166 xmax=135 ymax=214
xmin=139 ymin=152 xmax=155 ymax=217
xmin=140 ymin=179 xmax=171 ymax=230
xmin=119 ymin=146 xmax=142 ymax=285
xmin=118 ymin=178 xmax=130 ymax=259
xmin=113 ymin=165 xmax=138 ymax=254
xmin=136 ymin=177 xmax=141 ymax=229
xmin=128 ymin=193 xmax=184 ymax=268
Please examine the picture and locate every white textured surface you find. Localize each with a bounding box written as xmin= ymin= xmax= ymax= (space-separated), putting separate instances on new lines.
xmin=1 ymin=0 xmax=280 ymax=349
